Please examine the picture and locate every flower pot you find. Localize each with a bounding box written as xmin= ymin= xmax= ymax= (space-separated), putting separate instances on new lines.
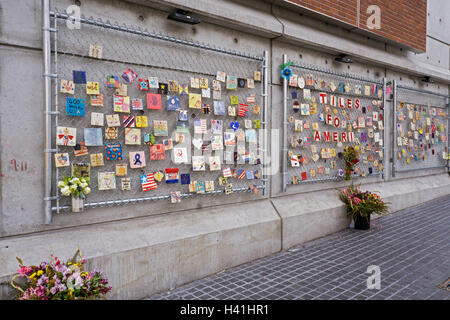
xmin=72 ymin=196 xmax=84 ymax=213
xmin=354 ymin=213 xmax=370 ymax=230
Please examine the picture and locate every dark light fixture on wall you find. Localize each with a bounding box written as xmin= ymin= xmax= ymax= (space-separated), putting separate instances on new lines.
xmin=335 ymin=54 xmax=353 ymax=63
xmin=167 ymin=10 xmax=201 ymax=25
xmin=421 ymin=76 xmax=435 ymax=83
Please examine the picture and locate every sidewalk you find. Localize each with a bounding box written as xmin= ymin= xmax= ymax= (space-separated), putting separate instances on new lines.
xmin=147 ymin=195 xmax=450 ymax=300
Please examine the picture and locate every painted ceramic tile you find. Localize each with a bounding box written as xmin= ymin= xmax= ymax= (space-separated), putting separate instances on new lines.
xmin=128 ymin=151 xmax=146 ymax=169
xmin=147 ymin=93 xmax=162 ymax=110
xmin=190 ymin=77 xmax=200 ymax=89
xmin=211 ymin=135 xmax=223 ymax=150
xmin=194 ymin=118 xmax=207 ymax=134
xmin=165 ymin=168 xmax=179 ymax=183
xmin=106 ymin=114 xmax=120 ymax=127
xmin=129 ymin=151 xmax=146 ymax=168
xmin=135 ymin=116 xmax=148 ymax=128
xmin=205 ymin=180 xmax=215 ymax=192
xmin=115 ymin=163 xmax=127 ymax=176
xmin=74 ymin=142 xmax=88 ymax=157
xmin=73 ymin=70 xmax=86 ymax=84
xmin=113 ymin=95 xmax=130 ymax=113
xmin=60 ymin=80 xmax=75 ymax=94
xmin=167 ymin=95 xmax=181 ymax=111
xmin=56 ymin=126 xmax=76 ymax=146
xmin=150 ymin=144 xmax=166 ymax=160
xmin=226 ymin=75 xmax=237 ymax=90
xmin=163 ymin=138 xmax=173 ymax=151
xmin=106 ymin=75 xmax=119 ymax=88
xmin=121 ymin=178 xmax=131 ymax=191
xmin=168 ymin=80 xmax=179 ymax=93
xmin=189 ymin=93 xmax=202 ymax=109
xmin=71 ymin=163 xmax=90 ymax=179
xmin=125 ymin=128 xmax=141 ymax=145
xmin=98 ymin=172 xmax=116 ymax=190
xmin=122 ymin=114 xmax=135 ymax=128
xmin=137 ymin=78 xmax=149 ymax=91
xmin=209 ymin=156 xmax=221 ymax=171
xmin=91 ymin=112 xmax=104 ymax=126
xmin=131 ymin=98 xmax=144 ymax=111
xmin=192 ymin=156 xmax=206 ymax=171
xmin=170 ymin=191 xmax=181 ymax=203
xmin=91 ymin=94 xmax=104 ymax=106
xmin=247 ymin=79 xmax=255 ymax=89
xmin=199 ymin=78 xmax=208 ymax=89
xmin=141 ymin=173 xmax=157 ymax=191
xmin=211 ymin=120 xmax=223 ymax=134
xmin=212 ymin=80 xmax=221 ymax=91
xmin=213 ymin=90 xmax=221 ymax=100
xmin=122 ymin=68 xmax=137 ymax=83
xmin=213 ymin=100 xmax=225 ymax=115
xmin=159 ymin=83 xmax=168 ymax=95
xmin=115 ymin=83 xmax=128 ymax=96
xmin=105 ymin=142 xmax=123 ymax=161
xmin=173 ymin=147 xmax=188 ymax=164
xmin=148 ymin=77 xmax=159 ymax=88
xmin=86 ymin=81 xmax=100 ymax=95
xmin=54 ymin=153 xmax=70 ymax=167
xmin=238 ymin=103 xmax=249 ymax=118
xmin=216 ymin=71 xmax=226 ymax=82
xmin=84 ymin=128 xmax=103 ymax=146
xmin=254 ymin=71 xmax=261 ymax=81
xmin=178 ymin=84 xmax=189 ymax=96
xmin=238 ymin=78 xmax=246 ymax=88
xmin=153 ymin=120 xmax=168 ymax=136
xmin=90 ymin=153 xmax=104 ymax=167
xmin=66 ymin=97 xmax=85 ymax=116
xmin=201 ymin=88 xmax=210 ymax=98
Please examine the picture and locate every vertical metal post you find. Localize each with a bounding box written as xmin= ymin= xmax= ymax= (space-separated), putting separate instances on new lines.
xmin=282 ymin=54 xmax=288 ymax=192
xmin=43 ymin=0 xmax=53 ymax=223
xmin=382 ymin=77 xmax=387 ymax=180
xmin=262 ymin=50 xmax=269 ymax=196
xmin=392 ymin=80 xmax=397 ymax=178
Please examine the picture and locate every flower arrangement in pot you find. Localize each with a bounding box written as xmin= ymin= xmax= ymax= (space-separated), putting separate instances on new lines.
xmin=10 ymin=248 xmax=112 ymax=300
xmin=58 ymin=176 xmax=90 ymax=212
xmin=342 ymin=146 xmax=359 ymax=180
xmin=338 ymin=184 xmax=389 ymax=230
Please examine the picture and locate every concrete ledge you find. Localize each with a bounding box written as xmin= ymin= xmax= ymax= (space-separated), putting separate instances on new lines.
xmin=272 ymin=173 xmax=450 ymax=250
xmin=0 ymin=200 xmax=281 ymax=299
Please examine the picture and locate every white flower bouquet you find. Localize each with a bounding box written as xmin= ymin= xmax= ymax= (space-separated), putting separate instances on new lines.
xmin=58 ymin=176 xmax=91 ymax=199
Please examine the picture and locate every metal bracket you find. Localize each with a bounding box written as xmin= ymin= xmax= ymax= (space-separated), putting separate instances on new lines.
xmin=43 ymin=73 xmax=58 ymax=78
xmin=44 ymin=111 xmax=60 ymax=115
xmin=42 ymin=27 xmax=58 ymax=32
xmin=44 ymin=149 xmax=58 ymax=153
xmin=44 ymin=196 xmax=58 ymax=201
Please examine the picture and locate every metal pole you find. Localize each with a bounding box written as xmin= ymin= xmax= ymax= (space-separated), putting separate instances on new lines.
xmin=43 ymin=0 xmax=53 ymax=224
xmin=382 ymin=77 xmax=387 ymax=180
xmin=282 ymin=54 xmax=288 ymax=192
xmin=262 ymin=50 xmax=269 ymax=197
xmin=392 ymin=80 xmax=397 ymax=178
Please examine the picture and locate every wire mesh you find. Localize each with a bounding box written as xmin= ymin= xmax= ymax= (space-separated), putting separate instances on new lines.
xmin=50 ymin=9 xmax=266 ymax=212
xmin=284 ymin=60 xmax=385 ymax=187
xmin=393 ymin=84 xmax=449 ymax=174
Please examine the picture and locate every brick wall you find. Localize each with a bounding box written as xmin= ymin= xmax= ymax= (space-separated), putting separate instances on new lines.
xmin=285 ymin=0 xmax=427 ymax=52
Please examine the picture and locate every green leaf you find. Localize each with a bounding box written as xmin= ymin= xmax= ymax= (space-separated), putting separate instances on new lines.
xmin=16 ymin=257 xmax=24 ymax=265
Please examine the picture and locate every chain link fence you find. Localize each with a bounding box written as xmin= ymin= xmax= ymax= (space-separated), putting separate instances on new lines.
xmin=282 ymin=58 xmax=386 ymax=189
xmin=49 ymin=9 xmax=267 ymax=212
xmin=392 ymin=82 xmax=449 ymax=175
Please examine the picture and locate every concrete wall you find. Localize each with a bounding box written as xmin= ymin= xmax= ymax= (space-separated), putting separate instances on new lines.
xmin=0 ymin=0 xmax=449 ymax=299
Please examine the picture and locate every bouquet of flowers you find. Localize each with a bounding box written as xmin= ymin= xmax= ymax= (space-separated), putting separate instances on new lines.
xmin=58 ymin=176 xmax=90 ymax=199
xmin=342 ymin=146 xmax=359 ymax=180
xmin=10 ymin=248 xmax=111 ymax=300
xmin=338 ymin=185 xmax=389 ymax=222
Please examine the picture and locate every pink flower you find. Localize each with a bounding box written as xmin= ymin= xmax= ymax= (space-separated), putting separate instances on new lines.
xmin=353 ymin=197 xmax=362 ymax=204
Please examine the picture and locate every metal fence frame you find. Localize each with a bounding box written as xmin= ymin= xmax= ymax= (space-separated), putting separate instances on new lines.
xmin=42 ymin=1 xmax=269 ymax=223
xmin=281 ymin=54 xmax=387 ymax=191
xmin=392 ymin=80 xmax=449 ymax=177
